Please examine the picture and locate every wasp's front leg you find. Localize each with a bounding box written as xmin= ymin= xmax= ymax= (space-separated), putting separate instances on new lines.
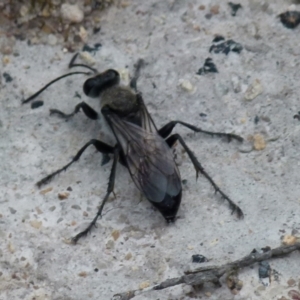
xmin=50 ymin=101 xmax=99 ymax=120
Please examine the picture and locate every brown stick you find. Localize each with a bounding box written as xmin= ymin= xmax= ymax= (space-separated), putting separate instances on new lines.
xmin=112 ymin=243 xmax=300 ymax=300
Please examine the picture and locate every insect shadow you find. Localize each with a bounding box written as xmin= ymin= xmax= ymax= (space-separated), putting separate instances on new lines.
xmin=22 ymin=54 xmax=244 ymax=243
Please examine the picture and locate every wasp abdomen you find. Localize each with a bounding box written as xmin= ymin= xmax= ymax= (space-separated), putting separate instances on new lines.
xmin=150 ymin=190 xmax=182 ymax=222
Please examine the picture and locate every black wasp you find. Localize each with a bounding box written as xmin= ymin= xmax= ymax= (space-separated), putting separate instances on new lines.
xmin=23 ymin=54 xmax=244 ymax=243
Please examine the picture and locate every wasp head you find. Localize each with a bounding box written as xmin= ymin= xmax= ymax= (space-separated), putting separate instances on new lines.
xmin=83 ymin=69 xmax=120 ymax=98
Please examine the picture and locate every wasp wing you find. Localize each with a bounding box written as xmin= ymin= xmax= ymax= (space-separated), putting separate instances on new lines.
xmin=108 ymin=113 xmax=181 ymax=203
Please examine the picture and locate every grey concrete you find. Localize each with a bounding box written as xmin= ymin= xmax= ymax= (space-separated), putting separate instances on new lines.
xmin=1 ymin=1 xmax=300 ymax=299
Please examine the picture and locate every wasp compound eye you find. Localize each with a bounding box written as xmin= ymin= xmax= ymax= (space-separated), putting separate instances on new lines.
xmin=83 ymin=70 xmax=120 ymax=98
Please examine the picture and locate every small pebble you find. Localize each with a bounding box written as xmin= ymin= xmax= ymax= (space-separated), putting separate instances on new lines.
xmin=192 ymin=254 xmax=208 ymax=263
xmin=93 ymin=27 xmax=101 ymax=34
xmin=31 ymin=101 xmax=44 ymax=109
xmin=71 ymin=205 xmax=81 ymax=210
xmin=82 ymin=43 xmax=102 ymax=53
xmin=2 ymin=56 xmax=10 ymax=65
xmin=8 ymin=242 xmax=15 ymax=253
xmin=58 ymin=192 xmax=69 ymax=200
xmin=41 ymin=24 xmax=54 ymax=34
xmin=287 ymin=278 xmax=296 ymax=287
xmin=30 ymin=220 xmax=42 ymax=229
xmin=35 ymin=207 xmax=43 ymax=214
xmin=78 ymin=271 xmax=87 ymax=277
xmin=9 ymin=207 xmax=17 ymax=214
xmin=253 ymin=134 xmax=266 ymax=151
xmin=48 ymin=34 xmax=57 ymax=46
xmin=111 ymin=229 xmax=120 ymax=241
xmin=279 ymin=11 xmax=300 ymax=29
xmin=1 ymin=46 xmax=12 ymax=55
xmin=79 ymin=51 xmax=96 ymax=66
xmin=19 ymin=5 xmax=29 ymax=17
xmin=210 ymin=5 xmax=219 ymax=15
xmin=244 ymin=79 xmax=263 ymax=101
xmin=41 ymin=6 xmax=51 ymax=18
xmin=49 ymin=206 xmax=56 ymax=211
xmin=40 ymin=187 xmax=53 ymax=195
xmin=197 ymin=58 xmax=218 ymax=75
xmin=139 ymin=281 xmax=150 ymax=290
xmin=258 ymin=261 xmax=270 ymax=279
xmin=118 ymin=69 xmax=130 ymax=83
xmin=179 ymin=79 xmax=195 ymax=92
xmin=210 ymin=38 xmax=243 ymax=55
xmin=260 ymin=116 xmax=270 ymax=122
xmin=79 ymin=26 xmax=88 ymax=42
xmin=106 ymin=239 xmax=114 ymax=249
xmin=288 ymin=290 xmax=300 ymax=300
xmin=0 ymin=38 xmax=14 ymax=55
xmin=282 ymin=235 xmax=297 ymax=245
xmin=193 ymin=24 xmax=201 ymax=31
xmin=3 ymin=72 xmax=13 ymax=83
xmin=120 ymin=1 xmax=131 ymax=8
xmin=125 ymin=253 xmax=132 ymax=260
xmin=61 ymin=4 xmax=84 ymax=23
xmin=228 ymin=2 xmax=242 ymax=16
xmin=227 ymin=272 xmax=243 ymax=295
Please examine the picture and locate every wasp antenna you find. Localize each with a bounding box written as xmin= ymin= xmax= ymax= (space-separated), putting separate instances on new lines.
xmin=134 ymin=59 xmax=145 ymax=78
xmin=22 ymin=71 xmax=92 ymax=104
xmin=68 ymin=52 xmax=98 ymax=73
xmin=68 ymin=52 xmax=80 ymax=68
xmin=130 ymin=59 xmax=145 ymax=91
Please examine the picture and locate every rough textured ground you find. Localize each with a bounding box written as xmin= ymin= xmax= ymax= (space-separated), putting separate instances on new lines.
xmin=1 ymin=1 xmax=300 ymax=299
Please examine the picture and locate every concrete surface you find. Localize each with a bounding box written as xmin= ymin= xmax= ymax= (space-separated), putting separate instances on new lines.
xmin=1 ymin=1 xmax=300 ymax=299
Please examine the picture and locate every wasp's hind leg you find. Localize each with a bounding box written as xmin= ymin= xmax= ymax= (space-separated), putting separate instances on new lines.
xmin=36 ymin=139 xmax=114 ymax=187
xmin=50 ymin=101 xmax=99 ymax=120
xmin=165 ymin=134 xmax=244 ymax=218
xmin=72 ymin=147 xmax=120 ymax=243
xmin=159 ymin=120 xmax=243 ymax=142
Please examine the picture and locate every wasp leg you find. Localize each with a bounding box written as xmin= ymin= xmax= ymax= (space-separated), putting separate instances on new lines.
xmin=72 ymin=147 xmax=119 ymax=243
xmin=166 ymin=134 xmax=244 ymax=218
xmin=159 ymin=121 xmax=243 ymax=142
xmin=36 ymin=139 xmax=114 ymax=187
xmin=50 ymin=101 xmax=99 ymax=120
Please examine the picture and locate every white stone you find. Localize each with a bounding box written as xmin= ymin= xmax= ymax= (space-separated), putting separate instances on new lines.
xmin=61 ymin=4 xmax=84 ymax=23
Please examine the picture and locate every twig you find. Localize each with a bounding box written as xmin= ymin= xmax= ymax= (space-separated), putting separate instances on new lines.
xmin=112 ymin=243 xmax=300 ymax=300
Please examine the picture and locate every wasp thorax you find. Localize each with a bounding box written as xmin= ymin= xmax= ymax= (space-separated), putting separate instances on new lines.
xmin=101 ymin=86 xmax=139 ymax=116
